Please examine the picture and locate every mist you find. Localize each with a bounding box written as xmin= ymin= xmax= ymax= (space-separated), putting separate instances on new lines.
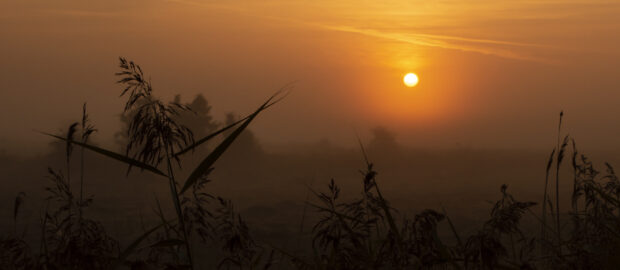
xmin=2 ymin=0 xmax=620 ymax=156
xmin=2 ymin=0 xmax=620 ymax=269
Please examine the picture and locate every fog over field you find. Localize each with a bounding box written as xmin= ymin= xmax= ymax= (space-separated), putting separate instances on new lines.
xmin=2 ymin=0 xmax=620 ymax=269
xmin=2 ymin=0 xmax=620 ymax=156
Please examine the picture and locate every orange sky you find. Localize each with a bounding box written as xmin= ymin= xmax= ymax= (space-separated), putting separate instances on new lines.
xmin=1 ymin=0 xmax=620 ymax=154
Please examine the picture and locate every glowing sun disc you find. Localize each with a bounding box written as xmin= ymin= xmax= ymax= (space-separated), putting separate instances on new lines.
xmin=403 ymin=73 xmax=419 ymax=87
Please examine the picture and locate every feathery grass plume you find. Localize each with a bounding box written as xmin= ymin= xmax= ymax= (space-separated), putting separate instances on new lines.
xmin=302 ymin=156 xmax=457 ymax=269
xmin=116 ymin=57 xmax=152 ymax=111
xmin=486 ymin=185 xmax=537 ymax=236
xmin=116 ymin=57 xmax=196 ymax=268
xmin=22 ymin=75 xmax=620 ymax=270
xmin=38 ymin=57 xmax=284 ymax=269
xmin=25 ymin=86 xmax=620 ymax=270
xmin=114 ymin=58 xmax=286 ymax=269
xmin=565 ymin=152 xmax=620 ymax=268
xmin=43 ymin=167 xmax=118 ymax=270
xmin=295 ymin=150 xmax=554 ymax=269
xmin=464 ymin=185 xmax=537 ymax=269
xmin=214 ymin=198 xmax=272 ymax=269
xmin=127 ymin=100 xmax=195 ymax=168
xmin=116 ymin=57 xmax=195 ymax=169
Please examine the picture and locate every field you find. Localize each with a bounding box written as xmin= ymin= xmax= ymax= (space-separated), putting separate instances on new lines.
xmin=2 ymin=59 xmax=620 ymax=269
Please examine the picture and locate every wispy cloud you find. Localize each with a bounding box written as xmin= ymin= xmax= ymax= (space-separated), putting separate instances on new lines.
xmin=320 ymin=25 xmax=546 ymax=62
xmin=166 ymin=0 xmax=549 ymax=62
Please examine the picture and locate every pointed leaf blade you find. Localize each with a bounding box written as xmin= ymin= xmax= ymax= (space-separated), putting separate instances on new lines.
xmin=41 ymin=132 xmax=168 ymax=178
xmin=180 ymin=92 xmax=283 ymax=194
xmin=173 ymin=94 xmax=286 ymax=157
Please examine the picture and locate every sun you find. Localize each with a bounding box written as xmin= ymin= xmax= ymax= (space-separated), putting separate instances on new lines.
xmin=403 ymin=73 xmax=419 ymax=87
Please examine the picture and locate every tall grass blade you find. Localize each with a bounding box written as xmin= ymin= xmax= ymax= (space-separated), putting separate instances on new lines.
xmin=164 ymin=156 xmax=194 ymax=268
xmin=40 ymin=132 xmax=168 ymax=178
xmin=174 ymin=98 xmax=282 ymax=157
xmin=180 ymin=91 xmax=285 ymax=194
xmin=589 ymin=184 xmax=620 ymax=207
xmin=174 ymin=117 xmax=246 ymax=157
xmin=541 ymin=148 xmax=555 ymax=242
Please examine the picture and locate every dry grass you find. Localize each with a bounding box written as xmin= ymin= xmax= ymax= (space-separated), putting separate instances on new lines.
xmin=1 ymin=59 xmax=619 ymax=269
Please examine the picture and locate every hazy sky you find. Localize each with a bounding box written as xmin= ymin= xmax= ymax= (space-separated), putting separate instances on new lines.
xmin=1 ymin=0 xmax=620 ymax=155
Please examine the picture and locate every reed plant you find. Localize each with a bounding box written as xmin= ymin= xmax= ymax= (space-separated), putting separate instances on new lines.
xmin=33 ymin=57 xmax=286 ymax=269
xmin=2 ymin=58 xmax=620 ymax=269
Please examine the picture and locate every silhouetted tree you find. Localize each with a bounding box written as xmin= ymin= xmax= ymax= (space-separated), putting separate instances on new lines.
xmin=367 ymin=126 xmax=399 ymax=154
xmin=173 ymin=94 xmax=219 ymax=139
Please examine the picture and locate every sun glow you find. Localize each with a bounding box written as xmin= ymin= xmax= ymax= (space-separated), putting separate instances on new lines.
xmin=403 ymin=73 xmax=419 ymax=87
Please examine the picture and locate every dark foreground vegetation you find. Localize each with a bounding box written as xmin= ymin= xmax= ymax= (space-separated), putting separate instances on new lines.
xmin=2 ymin=59 xmax=620 ymax=269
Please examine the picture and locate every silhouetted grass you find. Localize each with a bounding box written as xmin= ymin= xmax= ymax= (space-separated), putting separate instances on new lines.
xmin=1 ymin=59 xmax=619 ymax=269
